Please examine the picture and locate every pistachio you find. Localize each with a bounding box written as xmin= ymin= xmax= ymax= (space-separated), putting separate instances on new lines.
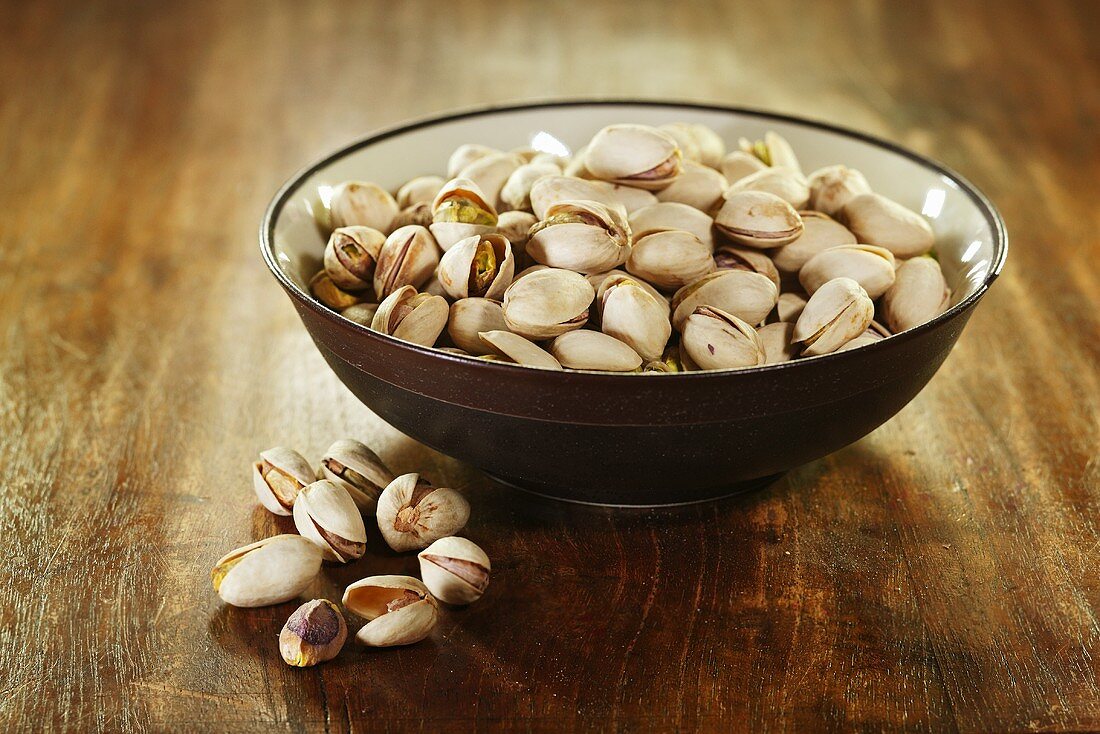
xmin=681 ymin=306 xmax=766 ymax=371
xmin=591 ymin=270 xmax=669 ymax=314
xmin=607 ymin=184 xmax=659 ymax=213
xmin=372 ymin=224 xmax=440 ymax=300
xmin=340 ymin=302 xmax=380 ymax=327
xmin=599 ymin=277 xmax=673 ymax=362
xmin=211 ymin=535 xmax=322 ymax=608
xmin=292 ymin=480 xmax=367 ymax=563
xmin=643 ymin=345 xmax=683 ymax=373
xmin=776 ymin=291 xmax=808 ymax=323
xmin=628 ymin=202 xmax=714 ymax=248
xmin=719 ymin=150 xmax=768 ymax=184
xmin=429 ymin=177 xmax=499 ymax=251
xmin=279 ymin=599 xmax=347 ymax=667
xmin=329 ymin=181 xmax=399 ymax=234
xmin=447 ymin=298 xmax=509 ymax=354
xmin=529 ymin=176 xmax=624 ymax=220
xmin=253 ymin=447 xmax=315 ymax=516
xmin=792 ymin=277 xmax=875 ymax=356
xmin=739 ymin=131 xmax=801 ymax=172
xmin=679 ymin=340 xmax=700 ymax=371
xmin=323 ymin=226 xmax=385 ymax=291
xmin=807 ymin=165 xmax=871 ymax=216
xmin=562 ymin=144 xmax=592 ymax=178
xmin=840 ymin=193 xmax=934 ymax=258
xmin=671 ymin=270 xmax=778 ymax=330
xmin=882 ymin=256 xmax=951 ymax=332
xmin=500 ymin=162 xmax=562 ymax=212
xmin=437 ymin=233 xmax=515 ymax=300
xmin=725 ymin=167 xmax=810 ymax=210
xmin=495 ymin=210 xmax=539 ymax=257
xmin=418 ymin=537 xmax=491 ymax=605
xmin=584 ymin=124 xmax=682 ymax=190
xmin=396 ymin=175 xmax=446 ymax=208
xmin=376 ymin=473 xmax=470 ymax=552
xmin=320 ymin=439 xmax=395 ymax=513
xmin=391 ymin=201 xmax=434 ymax=230
xmin=527 ymin=199 xmax=631 ymax=274
xmin=502 ymin=267 xmax=593 ymax=339
xmin=836 ymin=332 xmax=885 ymax=352
xmin=713 ymin=244 xmax=781 ymax=291
xmin=447 ymin=143 xmax=499 ymax=178
xmin=656 ymin=161 xmax=728 ymax=211
xmin=799 ymin=244 xmax=896 ymax=299
xmin=371 ymin=285 xmax=449 ymax=347
xmin=714 ymin=191 xmax=804 ymax=249
xmin=626 ymin=229 xmax=715 ymax=292
xmin=549 ymin=330 xmax=643 ymax=372
xmin=458 ymin=151 xmax=524 ymax=210
xmin=343 ymin=575 xmax=439 ymax=647
xmin=756 ymin=322 xmax=798 ymax=363
xmin=659 ymin=122 xmax=702 ymax=162
xmin=688 ymin=123 xmax=726 ymax=169
xmin=310 ymin=270 xmax=366 ymax=310
xmin=479 ymin=330 xmax=563 ymax=370
xmin=422 ymin=275 xmax=448 ymax=298
xmin=770 ymin=211 xmax=857 ymax=274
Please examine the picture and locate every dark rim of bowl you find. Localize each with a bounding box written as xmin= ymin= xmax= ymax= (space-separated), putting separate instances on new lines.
xmin=260 ymin=98 xmax=1008 ymax=379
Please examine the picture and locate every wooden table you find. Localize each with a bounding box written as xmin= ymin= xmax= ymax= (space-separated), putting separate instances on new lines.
xmin=3 ymin=0 xmax=1098 ymax=731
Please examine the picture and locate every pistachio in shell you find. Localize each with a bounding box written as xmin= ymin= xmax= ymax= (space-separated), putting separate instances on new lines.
xmin=458 ymin=151 xmax=524 ymax=210
xmin=328 ymin=181 xmax=399 ymax=234
xmin=584 ymin=124 xmax=682 ymax=191
xmin=447 ymin=298 xmax=509 ymax=354
xmin=418 ymin=536 xmax=491 ymax=605
xmin=429 ymin=177 xmax=498 ymax=251
xmin=526 ymin=199 xmax=631 ymax=274
xmin=681 ymin=306 xmax=766 ymax=371
xmin=549 ymin=330 xmax=643 ymax=372
xmin=714 ymin=191 xmax=803 ymax=249
xmin=725 ymin=167 xmax=810 ymax=210
xmin=626 ymin=229 xmax=715 ymax=292
xmin=500 ymin=162 xmax=562 ymax=212
xmin=792 ymin=277 xmax=875 ymax=356
xmin=320 ymin=438 xmax=395 ymax=513
xmin=437 ymin=233 xmax=515 ymax=300
xmin=376 ymin=473 xmax=470 ymax=552
xmin=253 ymin=446 xmax=314 ymax=516
xmin=310 ymin=270 xmax=366 ymax=310
xmin=628 ymin=201 xmax=715 ymax=248
xmin=713 ymin=244 xmax=781 ymax=291
xmin=396 ymin=175 xmax=446 ymax=209
xmin=478 ymin=330 xmax=562 ymax=370
xmin=501 ymin=267 xmax=593 ymax=340
xmin=655 ymin=161 xmax=729 ymax=213
xmin=528 ymin=176 xmax=624 ymax=220
xmin=799 ymin=244 xmax=896 ymax=299
xmin=373 ymin=224 xmax=441 ymax=300
xmin=371 ymin=285 xmax=449 ymax=347
xmin=720 ymin=150 xmax=768 ymax=185
xmin=756 ymin=321 xmax=798 ymax=364
xmin=447 ymin=143 xmax=498 ymax=178
xmin=343 ymin=575 xmax=439 ymax=647
xmin=839 ymin=193 xmax=934 ymax=259
xmin=340 ymin=302 xmax=380 ymax=327
xmin=671 ymin=270 xmax=779 ymax=331
xmin=738 ymin=131 xmax=801 ymax=172
xmin=323 ymin=226 xmax=385 ymax=292
xmin=770 ymin=211 xmax=858 ymax=275
xmin=279 ymin=599 xmax=347 ymax=667
xmin=292 ymin=480 xmax=367 ymax=563
xmin=599 ymin=277 xmax=673 ymax=362
xmin=807 ymin=164 xmax=871 ymax=217
xmin=211 ymin=535 xmax=322 ymax=608
xmin=882 ymin=256 xmax=951 ymax=333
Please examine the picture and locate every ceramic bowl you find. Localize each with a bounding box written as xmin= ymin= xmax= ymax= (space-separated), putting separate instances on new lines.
xmin=261 ymin=101 xmax=1007 ymax=506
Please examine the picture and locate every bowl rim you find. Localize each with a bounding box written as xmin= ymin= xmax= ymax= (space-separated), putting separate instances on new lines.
xmin=260 ymin=98 xmax=1008 ymax=379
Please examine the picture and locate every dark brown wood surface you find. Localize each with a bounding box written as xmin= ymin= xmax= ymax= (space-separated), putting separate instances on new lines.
xmin=2 ymin=0 xmax=1098 ymax=731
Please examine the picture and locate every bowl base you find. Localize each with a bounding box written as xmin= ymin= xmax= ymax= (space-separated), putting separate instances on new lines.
xmin=485 ymin=471 xmax=787 ymax=508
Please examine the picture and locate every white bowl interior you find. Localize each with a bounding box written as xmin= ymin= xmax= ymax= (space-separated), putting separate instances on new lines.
xmin=271 ymin=103 xmax=999 ymax=310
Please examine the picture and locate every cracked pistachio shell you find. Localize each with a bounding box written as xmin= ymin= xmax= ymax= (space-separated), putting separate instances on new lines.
xmin=527 ymin=199 xmax=631 ymax=274
xmin=882 ymin=256 xmax=951 ymax=333
xmin=756 ymin=322 xmax=798 ymax=364
xmin=253 ymin=447 xmax=315 ymax=516
xmin=626 ymin=229 xmax=715 ymax=292
xmin=585 ymin=124 xmax=683 ymax=191
xmin=447 ymin=143 xmax=499 ymax=178
xmin=725 ymin=167 xmax=810 ymax=210
xmin=343 ymin=575 xmax=439 ymax=647
xmin=800 ymin=244 xmax=896 ymax=299
xmin=373 ymin=224 xmax=441 ymax=300
xmin=840 ymin=193 xmax=934 ymax=258
xmin=777 ymin=291 xmax=808 ymax=323
xmin=371 ymin=285 xmax=449 ymax=347
xmin=495 ymin=210 xmax=538 ymax=257
xmin=320 ymin=438 xmax=395 ymax=513
xmin=376 ymin=473 xmax=471 ymax=552
xmin=807 ymin=165 xmax=872 ymax=216
xmin=793 ymin=277 xmax=875 ymax=356
xmin=628 ymin=201 xmax=714 ymax=248
xmin=340 ymin=302 xmax=379 ymax=327
xmin=600 ymin=277 xmax=673 ymax=362
xmin=720 ymin=150 xmax=768 ymax=184
xmin=671 ymin=270 xmax=778 ymax=330
xmin=211 ymin=535 xmax=322 ymax=608
xmin=715 ymin=191 xmax=804 ymax=249
xmin=608 ymin=184 xmax=659 ymax=214
xmin=682 ymin=306 xmax=766 ymax=371
xmin=479 ymin=330 xmax=562 ymax=370
xmin=739 ymin=131 xmax=801 ymax=172
xmin=529 ymin=176 xmax=622 ymax=220
xmin=396 ymin=175 xmax=446 ymax=209
xmin=279 ymin=599 xmax=347 ymax=667
xmin=549 ymin=329 xmax=643 ymax=372
xmin=447 ymin=298 xmax=508 ymax=354
xmin=502 ymin=267 xmax=593 ymax=339
xmin=329 ymin=181 xmax=399 ymax=234
xmin=323 ymin=226 xmax=385 ymax=291
xmin=293 ymin=480 xmax=367 ymax=563
xmin=770 ymin=211 xmax=858 ymax=274
xmin=310 ymin=270 xmax=366 ymax=310
xmin=459 ymin=151 xmax=524 ymax=210
xmin=713 ymin=244 xmax=781 ymax=291
xmin=656 ymin=161 xmax=729 ymax=211
xmin=501 ymin=162 xmax=561 ymax=212
xmin=418 ymin=537 xmax=491 ymax=605
xmin=659 ymin=122 xmax=702 ymax=162
xmin=429 ymin=177 xmax=499 ymax=251
xmin=437 ymin=233 xmax=515 ymax=300
xmin=592 ymin=270 xmax=670 ymax=315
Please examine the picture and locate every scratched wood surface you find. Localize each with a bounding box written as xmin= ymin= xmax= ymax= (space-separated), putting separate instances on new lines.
xmin=1 ymin=0 xmax=1098 ymax=731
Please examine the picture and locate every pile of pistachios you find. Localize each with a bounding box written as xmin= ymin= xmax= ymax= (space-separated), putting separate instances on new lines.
xmin=309 ymin=122 xmax=951 ymax=371
xmin=210 ymin=440 xmax=488 ymax=666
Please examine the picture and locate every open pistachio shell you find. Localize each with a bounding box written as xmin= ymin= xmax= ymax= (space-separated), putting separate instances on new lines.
xmin=293 ymin=480 xmax=367 ymax=563
xmin=371 ymin=285 xmax=449 ymax=347
xmin=726 ymin=167 xmax=810 ymax=210
xmin=479 ymin=330 xmax=562 ymax=370
xmin=549 ymin=330 xmax=643 ymax=372
xmin=447 ymin=143 xmax=499 ymax=178
xmin=585 ymin=124 xmax=682 ymax=191
xmin=343 ymin=575 xmax=439 ymax=647
xmin=429 ymin=177 xmax=498 ymax=251
xmin=713 ymin=244 xmax=781 ymax=291
xmin=770 ymin=211 xmax=858 ymax=274
xmin=323 ymin=226 xmax=385 ymax=291
xmin=628 ymin=202 xmax=714 ymax=248
xmin=627 ymin=229 xmax=715 ymax=292
xmin=739 ymin=131 xmax=801 ymax=172
xmin=800 ymin=244 xmax=896 ymax=299
xmin=840 ymin=193 xmax=934 ymax=258
xmin=756 ymin=322 xmax=798 ymax=363
xmin=500 ymin=162 xmax=561 ymax=212
xmin=882 ymin=256 xmax=951 ymax=333
xmin=720 ymin=150 xmax=768 ymax=184
xmin=437 ymin=233 xmax=515 ymax=300
xmin=310 ymin=270 xmax=366 ymax=310
xmin=320 ymin=438 xmax=395 ymax=513
xmin=807 ymin=165 xmax=871 ymax=216
xmin=447 ymin=298 xmax=508 ymax=353
xmin=681 ymin=306 xmax=766 ymax=371
xmin=776 ymin=291 xmax=809 ymax=323
xmin=253 ymin=447 xmax=315 ymax=516
xmin=373 ymin=224 xmax=441 ymax=300
xmin=793 ymin=277 xmax=875 ymax=356
xmin=671 ymin=270 xmax=779 ymax=330
xmin=656 ymin=161 xmax=728 ymax=211
xmin=328 ymin=181 xmax=399 ymax=234
xmin=592 ymin=270 xmax=670 ymax=315
xmin=458 ymin=151 xmax=524 ymax=210
xmin=715 ymin=191 xmax=804 ymax=249
xmin=527 ymin=200 xmax=631 ymax=274
xmin=396 ymin=175 xmax=446 ymax=209
xmin=418 ymin=537 xmax=491 ymax=605
xmin=529 ymin=176 xmax=623 ymax=220
xmin=600 ymin=278 xmax=672 ymax=362
xmin=211 ymin=535 xmax=322 ymax=608
xmin=502 ymin=267 xmax=594 ymax=340
xmin=376 ymin=473 xmax=470 ymax=552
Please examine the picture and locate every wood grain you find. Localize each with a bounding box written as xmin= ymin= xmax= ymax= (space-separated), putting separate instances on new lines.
xmin=1 ymin=0 xmax=1098 ymax=731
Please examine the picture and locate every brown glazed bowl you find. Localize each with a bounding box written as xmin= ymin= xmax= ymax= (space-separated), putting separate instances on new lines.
xmin=261 ymin=101 xmax=1007 ymax=506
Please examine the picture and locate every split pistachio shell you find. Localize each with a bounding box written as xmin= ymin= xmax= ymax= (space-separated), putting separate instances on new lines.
xmin=659 ymin=122 xmax=702 ymax=162
xmin=501 ymin=162 xmax=562 ymax=212
xmin=253 ymin=447 xmax=315 ymax=516
xmin=756 ymin=322 xmax=798 ymax=363
xmin=793 ymin=277 xmax=875 ymax=356
xmin=391 ymin=201 xmax=434 ymax=230
xmin=681 ymin=306 xmax=766 ymax=371
xmin=211 ymin=535 xmax=322 ymax=608
xmin=437 ymin=233 xmax=515 ymax=300
xmin=549 ymin=330 xmax=643 ymax=372
xmin=600 ymin=278 xmax=672 ymax=362
xmin=800 ymin=244 xmax=896 ymax=299
xmin=376 ymin=473 xmax=471 ymax=552
xmin=726 ymin=167 xmax=810 ymax=210
xmin=495 ymin=210 xmax=538 ymax=252
xmin=671 ymin=270 xmax=779 ymax=330
xmin=329 ymin=181 xmax=399 ymax=234
xmin=739 ymin=131 xmax=801 ymax=172
xmin=770 ymin=211 xmax=858 ymax=274
xmin=447 ymin=143 xmax=498 ymax=178
xmin=371 ymin=285 xmax=449 ymax=347
xmin=776 ymin=291 xmax=808 ymax=323
xmin=527 ymin=199 xmax=631 ymax=274
xmin=279 ymin=599 xmax=347 ymax=667
xmin=429 ymin=177 xmax=498 ymax=251
xmin=320 ymin=439 xmax=395 ymax=513
xmin=396 ymin=175 xmax=446 ymax=208
xmin=656 ymin=161 xmax=728 ymax=211
xmin=324 ymin=226 xmax=385 ymax=291
xmin=373 ymin=224 xmax=441 ymax=300
xmin=882 ymin=256 xmax=951 ymax=332
xmin=340 ymin=302 xmax=379 ymax=326
xmin=479 ymin=330 xmax=562 ymax=370
xmin=713 ymin=244 xmax=781 ymax=291
xmin=529 ymin=176 xmax=625 ymax=220
xmin=459 ymin=151 xmax=524 ymax=210
xmin=502 ymin=267 xmax=593 ymax=339
xmin=418 ymin=537 xmax=491 ymax=605
xmin=626 ymin=229 xmax=715 ymax=292
xmin=447 ymin=298 xmax=509 ymax=353
xmin=343 ymin=575 xmax=439 ymax=647
xmin=310 ymin=271 xmax=365 ymax=310
xmin=807 ymin=165 xmax=871 ymax=216
xmin=715 ymin=191 xmax=804 ymax=249
xmin=293 ymin=480 xmax=367 ymax=563
xmin=592 ymin=270 xmax=670 ymax=314
xmin=840 ymin=193 xmax=934 ymax=258
xmin=720 ymin=150 xmax=768 ymax=184
xmin=584 ymin=124 xmax=682 ymax=190
xmin=628 ymin=202 xmax=714 ymax=248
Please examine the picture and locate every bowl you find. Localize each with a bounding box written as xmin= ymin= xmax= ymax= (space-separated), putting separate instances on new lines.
xmin=260 ymin=100 xmax=1007 ymax=506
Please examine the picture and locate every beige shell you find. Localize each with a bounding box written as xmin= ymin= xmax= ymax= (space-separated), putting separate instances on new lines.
xmin=437 ymin=233 xmax=515 ymax=300
xmin=478 ymin=330 xmax=562 ymax=370
xmin=527 ymin=200 xmax=631 ymax=274
xmin=882 ymin=256 xmax=951 ymax=333
xmin=656 ymin=161 xmax=728 ymax=211
xmin=671 ymin=270 xmax=779 ymax=330
xmin=607 ymin=184 xmax=659 ymax=214
xmin=528 ymin=175 xmax=625 ymax=220
xmin=343 ymin=575 xmax=439 ymax=647
xmin=792 ymin=277 xmax=875 ymax=356
xmin=323 ymin=226 xmax=385 ymax=291
xmin=776 ymin=291 xmax=808 ymax=323
xmin=495 ymin=210 xmax=538 ymax=252
xmin=591 ymin=270 xmax=670 ymax=315
xmin=500 ymin=162 xmax=561 ymax=212
xmin=310 ymin=271 xmax=366 ymax=310
xmin=328 ymin=181 xmax=399 ymax=234
xmin=396 ymin=175 xmax=446 ymax=208
xmin=840 ymin=193 xmax=935 ymax=258
xmin=807 ymin=164 xmax=871 ymax=216
xmin=712 ymin=244 xmax=781 ymax=291
xmin=835 ymin=332 xmax=885 ymax=352
xmin=799 ymin=244 xmax=896 ymax=299
xmin=628 ymin=202 xmax=715 ymax=248
xmin=584 ymin=124 xmax=682 ymax=190
xmin=626 ymin=229 xmax=715 ymax=291
xmin=447 ymin=298 xmax=509 ymax=354
xmin=253 ymin=446 xmax=315 ymax=516
xmin=429 ymin=177 xmax=499 ymax=251
xmin=211 ymin=535 xmax=322 ymax=608
xmin=373 ymin=224 xmax=441 ymax=300
xmin=720 ymin=150 xmax=768 ymax=184
xmin=502 ymin=267 xmax=594 ymax=339
xmin=458 ymin=151 xmax=524 ymax=210
xmin=391 ymin=201 xmax=434 ymax=230
xmin=714 ymin=191 xmax=803 ymax=249
xmin=320 ymin=438 xmax=395 ymax=513
xmin=447 ymin=143 xmax=499 ymax=178
xmin=770 ymin=211 xmax=857 ymax=275
xmin=563 ymin=144 xmax=592 ymax=178
xmin=756 ymin=322 xmax=798 ymax=363
xmin=725 ymin=167 xmax=810 ymax=210
xmin=688 ymin=123 xmax=726 ymax=169
xmin=418 ymin=537 xmax=491 ymax=605
xmin=681 ymin=306 xmax=766 ymax=371
xmin=600 ymin=278 xmax=673 ymax=362
xmin=739 ymin=131 xmax=801 ymax=172
xmin=549 ymin=330 xmax=643 ymax=372
xmin=376 ymin=473 xmax=470 ymax=552
xmin=292 ymin=480 xmax=367 ymax=563
xmin=371 ymin=285 xmax=449 ymax=347
xmin=659 ymin=122 xmax=702 ymax=162
xmin=340 ymin=302 xmax=380 ymax=327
